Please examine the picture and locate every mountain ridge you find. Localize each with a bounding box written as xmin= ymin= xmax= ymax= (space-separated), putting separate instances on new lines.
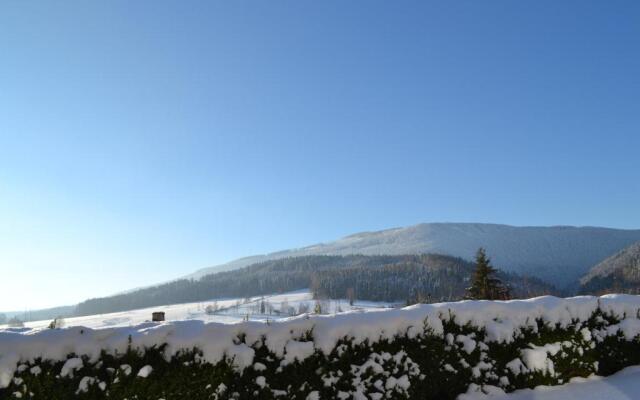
xmin=187 ymin=222 xmax=640 ymax=287
xmin=580 ymin=241 xmax=640 ymax=294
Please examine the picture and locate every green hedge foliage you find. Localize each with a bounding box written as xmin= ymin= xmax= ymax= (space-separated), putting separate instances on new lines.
xmin=2 ymin=309 xmax=639 ymax=400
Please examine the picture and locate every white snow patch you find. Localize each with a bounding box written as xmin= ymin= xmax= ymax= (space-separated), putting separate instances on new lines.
xmin=521 ymin=343 xmax=562 ymax=376
xmin=137 ymin=365 xmax=153 ymax=378
xmin=306 ymin=391 xmax=320 ymax=400
xmin=458 ymin=365 xmax=640 ymax=399
xmin=60 ymin=357 xmax=83 ymax=378
xmin=76 ymin=376 xmax=96 ymax=394
xmin=283 ymin=341 xmax=315 ymax=365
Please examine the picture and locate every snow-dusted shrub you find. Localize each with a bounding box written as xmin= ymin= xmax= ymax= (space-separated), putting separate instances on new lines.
xmin=2 ymin=295 xmax=640 ymax=399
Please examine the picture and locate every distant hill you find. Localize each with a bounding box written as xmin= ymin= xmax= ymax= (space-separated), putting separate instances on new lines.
xmin=0 ymin=305 xmax=75 ymax=324
xmin=580 ymin=241 xmax=640 ymax=295
xmin=187 ymin=223 xmax=640 ymax=288
xmin=75 ymin=254 xmax=555 ymax=316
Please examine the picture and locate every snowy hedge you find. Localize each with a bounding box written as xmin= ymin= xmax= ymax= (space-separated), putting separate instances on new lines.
xmin=2 ymin=295 xmax=640 ymax=399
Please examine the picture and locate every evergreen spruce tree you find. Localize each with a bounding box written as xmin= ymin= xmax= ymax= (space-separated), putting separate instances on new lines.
xmin=466 ymin=248 xmax=510 ymax=300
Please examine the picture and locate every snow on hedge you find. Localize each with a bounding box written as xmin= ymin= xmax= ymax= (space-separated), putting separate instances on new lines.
xmin=2 ymin=294 xmax=640 ymax=390
xmin=460 ymin=365 xmax=640 ymax=399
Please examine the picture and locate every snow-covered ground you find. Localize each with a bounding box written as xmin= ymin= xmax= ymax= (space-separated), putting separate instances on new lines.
xmin=0 ymin=289 xmax=398 ymax=331
xmin=460 ymin=366 xmax=640 ymax=400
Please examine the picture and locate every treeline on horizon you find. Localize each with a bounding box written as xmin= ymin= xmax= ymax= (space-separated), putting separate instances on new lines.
xmin=74 ymin=254 xmax=557 ymax=317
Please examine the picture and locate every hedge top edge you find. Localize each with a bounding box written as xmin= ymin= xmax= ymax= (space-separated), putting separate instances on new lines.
xmin=2 ymin=294 xmax=640 ymax=389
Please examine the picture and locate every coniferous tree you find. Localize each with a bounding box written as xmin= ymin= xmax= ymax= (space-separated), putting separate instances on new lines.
xmin=466 ymin=248 xmax=511 ymax=300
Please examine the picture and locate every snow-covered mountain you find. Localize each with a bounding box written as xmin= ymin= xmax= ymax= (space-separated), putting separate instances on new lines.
xmin=188 ymin=223 xmax=640 ymax=288
xmin=580 ymin=241 xmax=640 ymax=293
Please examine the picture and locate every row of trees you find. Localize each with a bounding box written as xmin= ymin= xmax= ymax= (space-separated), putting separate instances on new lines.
xmin=0 ymin=314 xmax=25 ymax=327
xmin=75 ymin=255 xmax=417 ymax=315
xmin=310 ymin=254 xmax=473 ymax=304
xmin=74 ymin=252 xmax=550 ymax=317
xmin=312 ymin=250 xmax=550 ymax=305
xmin=0 ymin=314 xmax=65 ymax=329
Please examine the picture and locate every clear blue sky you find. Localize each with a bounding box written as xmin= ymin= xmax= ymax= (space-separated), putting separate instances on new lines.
xmin=1 ymin=1 xmax=639 ymax=310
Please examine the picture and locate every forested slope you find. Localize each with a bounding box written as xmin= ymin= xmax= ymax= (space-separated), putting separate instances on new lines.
xmin=76 ymin=254 xmax=555 ymax=316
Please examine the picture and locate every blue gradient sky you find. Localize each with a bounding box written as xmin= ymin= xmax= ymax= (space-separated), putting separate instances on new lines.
xmin=1 ymin=1 xmax=639 ymax=310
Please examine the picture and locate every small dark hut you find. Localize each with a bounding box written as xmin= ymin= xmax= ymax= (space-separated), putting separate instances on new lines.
xmin=152 ymin=312 xmax=165 ymax=322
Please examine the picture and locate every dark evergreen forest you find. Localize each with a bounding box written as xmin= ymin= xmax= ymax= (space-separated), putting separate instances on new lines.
xmin=76 ymin=254 xmax=556 ymax=316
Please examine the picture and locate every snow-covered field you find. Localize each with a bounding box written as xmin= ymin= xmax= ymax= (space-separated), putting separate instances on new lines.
xmin=0 ymin=289 xmax=398 ymax=331
xmin=461 ymin=365 xmax=640 ymax=400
